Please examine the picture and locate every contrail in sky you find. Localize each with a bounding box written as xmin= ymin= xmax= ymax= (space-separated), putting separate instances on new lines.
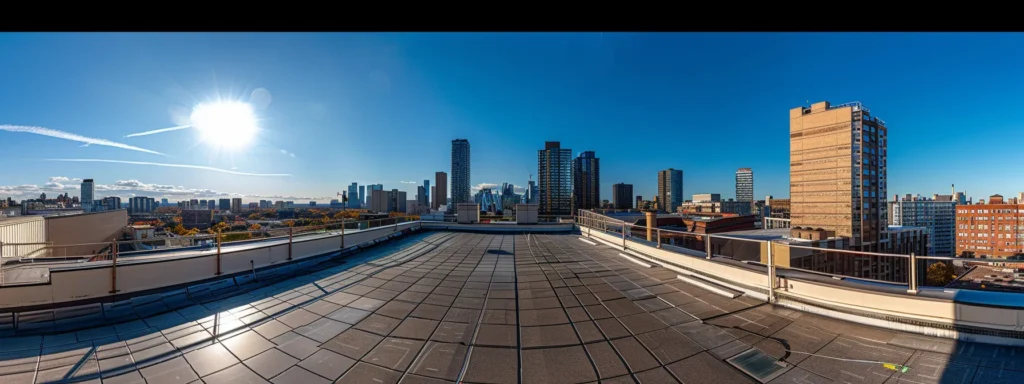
xmin=46 ymin=159 xmax=292 ymax=177
xmin=124 ymin=125 xmax=192 ymax=138
xmin=1 ymin=124 xmax=165 ymax=156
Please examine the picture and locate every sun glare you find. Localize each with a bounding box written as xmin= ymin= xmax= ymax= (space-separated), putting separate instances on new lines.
xmin=190 ymin=101 xmax=259 ymax=150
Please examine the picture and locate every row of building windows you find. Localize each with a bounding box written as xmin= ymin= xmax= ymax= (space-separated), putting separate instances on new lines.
xmin=958 ymin=224 xmax=1024 ymax=230
xmin=958 ymin=209 xmax=1024 ymax=214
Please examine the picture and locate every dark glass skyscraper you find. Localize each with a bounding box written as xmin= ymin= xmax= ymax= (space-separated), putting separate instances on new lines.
xmin=572 ymin=151 xmax=600 ymax=212
xmin=538 ymin=141 xmax=572 ymax=215
xmin=612 ymin=183 xmax=633 ymax=210
xmin=451 ymin=139 xmax=471 ymax=213
xmin=657 ymin=168 xmax=683 ymax=214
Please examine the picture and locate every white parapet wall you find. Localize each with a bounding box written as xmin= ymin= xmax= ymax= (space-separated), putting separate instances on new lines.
xmin=0 ymin=221 xmax=421 ymax=310
xmin=583 ymin=225 xmax=1024 ymax=344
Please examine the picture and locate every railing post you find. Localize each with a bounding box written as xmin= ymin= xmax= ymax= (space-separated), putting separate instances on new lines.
xmin=907 ymin=252 xmax=918 ymax=294
xmin=0 ymin=241 xmax=4 ymax=285
xmin=215 ymin=231 xmax=222 ymax=276
xmin=341 ymin=219 xmax=346 ymax=249
xmin=657 ymin=229 xmax=662 ymax=249
xmin=766 ymin=241 xmax=776 ymax=303
xmin=287 ymin=226 xmax=293 ymax=261
xmin=645 ymin=211 xmax=655 ymax=242
xmin=109 ymin=240 xmax=120 ymax=294
xmin=622 ymin=224 xmax=627 ymax=250
xmin=705 ymin=235 xmax=713 ymax=259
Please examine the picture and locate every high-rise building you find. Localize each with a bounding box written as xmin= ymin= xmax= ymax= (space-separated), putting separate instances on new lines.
xmin=526 ymin=179 xmax=539 ymax=204
xmin=423 ymin=180 xmax=430 ymax=208
xmin=434 ymin=172 xmax=447 ymax=211
xmin=231 ymin=198 xmax=243 ymax=213
xmin=347 ymin=183 xmax=359 ymax=208
xmin=612 ymin=183 xmax=633 ymax=209
xmin=219 ymin=199 xmax=230 ymax=211
xmin=889 ymin=195 xmax=957 ymax=256
xmin=538 ymin=141 xmax=573 ymax=215
xmin=161 ymin=198 xmax=169 ymax=206
xmin=657 ymin=168 xmax=683 ymax=214
xmin=790 ymin=101 xmax=887 ymax=251
xmin=359 ymin=186 xmax=365 ymax=207
xmin=100 ymin=196 xmax=119 ymax=211
xmin=371 ymin=189 xmax=407 ymax=213
xmin=451 ymin=139 xmax=471 ymax=213
xmin=130 ymin=196 xmax=153 ymax=213
xmin=80 ymin=179 xmax=95 ymax=212
xmin=366 ymin=184 xmax=383 ymax=209
xmin=571 ymin=151 xmax=600 ymax=212
xmin=417 ymin=186 xmax=427 ymax=208
xmin=735 ymin=168 xmax=753 ymax=202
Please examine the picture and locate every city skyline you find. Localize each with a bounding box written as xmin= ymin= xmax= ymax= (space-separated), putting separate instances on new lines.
xmin=3 ymin=33 xmax=1024 ymax=203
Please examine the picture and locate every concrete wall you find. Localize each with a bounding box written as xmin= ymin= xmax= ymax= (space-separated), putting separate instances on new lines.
xmin=516 ymin=204 xmax=538 ymax=224
xmin=46 ymin=210 xmax=128 ymax=257
xmin=0 ymin=221 xmax=419 ymax=310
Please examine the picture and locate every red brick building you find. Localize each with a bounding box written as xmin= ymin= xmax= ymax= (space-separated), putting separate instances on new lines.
xmin=956 ymin=194 xmax=1024 ymax=258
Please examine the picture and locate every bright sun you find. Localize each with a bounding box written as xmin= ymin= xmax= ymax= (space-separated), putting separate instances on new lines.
xmin=189 ymin=101 xmax=259 ymax=150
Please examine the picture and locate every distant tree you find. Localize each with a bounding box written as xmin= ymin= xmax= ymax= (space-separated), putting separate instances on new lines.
xmin=926 ymin=262 xmax=955 ymax=287
xmin=207 ymin=222 xmax=229 ymax=234
xmin=283 ymin=220 xmax=296 ymax=227
xmin=170 ymin=224 xmax=188 ymax=236
xmin=249 ymin=223 xmax=262 ymax=231
xmin=248 ymin=213 xmax=260 ymax=220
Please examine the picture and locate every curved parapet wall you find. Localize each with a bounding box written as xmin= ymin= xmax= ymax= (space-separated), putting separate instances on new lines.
xmin=581 ymin=225 xmax=1024 ymax=346
xmin=420 ymin=222 xmax=574 ymax=233
xmin=0 ymin=222 xmax=421 ymax=312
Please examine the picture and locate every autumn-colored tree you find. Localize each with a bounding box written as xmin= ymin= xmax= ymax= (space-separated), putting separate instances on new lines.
xmin=283 ymin=220 xmax=296 ymax=227
xmin=248 ymin=213 xmax=260 ymax=220
xmin=207 ymin=221 xmax=230 ymax=235
xmin=249 ymin=223 xmax=262 ymax=231
xmin=170 ymin=224 xmax=187 ymax=236
xmin=171 ymin=224 xmax=199 ymax=236
xmin=172 ymin=216 xmax=183 ymax=224
xmin=926 ymin=262 xmax=955 ymax=286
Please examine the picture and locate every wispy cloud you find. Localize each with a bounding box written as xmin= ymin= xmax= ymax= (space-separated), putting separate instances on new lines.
xmin=0 ymin=176 xmax=326 ymax=201
xmin=279 ymin=149 xmax=297 ymax=158
xmin=1 ymin=125 xmax=166 ymax=155
xmin=45 ymin=159 xmax=291 ymax=177
xmin=124 ymin=125 xmax=191 ymax=138
xmin=49 ymin=176 xmax=83 ymax=183
xmin=400 ymin=181 xmax=417 ymax=184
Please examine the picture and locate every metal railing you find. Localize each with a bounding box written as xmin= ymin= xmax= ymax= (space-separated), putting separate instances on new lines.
xmin=575 ymin=210 xmax=1024 ymax=297
xmin=0 ymin=216 xmax=420 ymax=286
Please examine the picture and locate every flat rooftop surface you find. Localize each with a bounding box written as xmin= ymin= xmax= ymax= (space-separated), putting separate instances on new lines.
xmin=1 ymin=232 xmax=1021 ymax=383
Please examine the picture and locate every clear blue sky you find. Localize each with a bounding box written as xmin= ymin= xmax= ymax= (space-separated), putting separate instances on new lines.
xmin=1 ymin=32 xmax=1022 ymax=203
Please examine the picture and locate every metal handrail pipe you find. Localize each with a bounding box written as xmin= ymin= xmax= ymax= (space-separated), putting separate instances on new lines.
xmin=780 ymin=242 xmax=911 ymax=258
xmin=776 ymin=265 xmax=911 ymax=286
xmin=708 ymin=234 xmax=769 ymax=243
